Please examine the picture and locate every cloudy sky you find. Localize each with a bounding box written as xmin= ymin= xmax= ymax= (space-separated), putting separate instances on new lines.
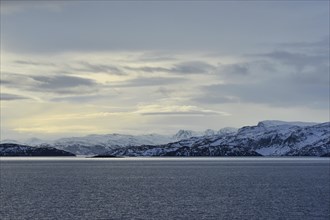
xmin=1 ymin=1 xmax=329 ymax=140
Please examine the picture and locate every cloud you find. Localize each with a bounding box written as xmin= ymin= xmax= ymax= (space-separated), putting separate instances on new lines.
xmin=31 ymin=75 xmax=100 ymax=94
xmin=50 ymin=94 xmax=106 ymax=103
xmin=279 ymin=36 xmax=329 ymax=51
xmin=1 ymin=72 xmax=40 ymax=88
xmin=0 ymin=93 xmax=31 ymax=101
xmin=2 ymin=2 xmax=328 ymax=55
xmin=49 ymin=92 xmax=126 ymax=103
xmin=1 ymin=1 xmax=67 ymax=15
xmin=155 ymin=87 xmax=174 ymax=97
xmin=193 ymin=79 xmax=329 ymax=109
xmin=137 ymin=53 xmax=178 ymax=62
xmin=112 ymin=76 xmax=187 ymax=87
xmin=13 ymin=125 xmax=100 ymax=134
xmin=212 ymin=60 xmax=281 ymax=85
xmin=135 ymin=104 xmax=229 ymax=116
xmin=220 ymin=63 xmax=249 ymax=75
xmin=215 ymin=63 xmax=250 ymax=81
xmin=2 ymin=73 xmax=100 ymax=95
xmin=124 ymin=66 xmax=170 ymax=73
xmin=171 ymin=61 xmax=215 ymax=74
xmin=31 ymin=75 xmax=94 ymax=88
xmin=76 ymin=62 xmax=125 ymax=75
xmin=124 ymin=61 xmax=215 ymax=74
xmin=0 ymin=79 xmax=13 ymax=85
xmin=14 ymin=60 xmax=55 ymax=66
xmin=259 ymin=50 xmax=329 ymax=72
xmin=192 ymin=41 xmax=329 ymax=109
xmin=193 ymin=94 xmax=239 ymax=104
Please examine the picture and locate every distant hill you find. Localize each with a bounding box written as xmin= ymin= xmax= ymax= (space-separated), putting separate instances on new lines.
xmin=0 ymin=143 xmax=75 ymax=156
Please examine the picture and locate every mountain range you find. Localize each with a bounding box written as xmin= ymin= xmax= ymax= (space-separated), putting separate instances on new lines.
xmin=1 ymin=120 xmax=329 ymax=157
xmin=1 ymin=128 xmax=237 ymax=155
xmin=98 ymin=121 xmax=330 ymax=157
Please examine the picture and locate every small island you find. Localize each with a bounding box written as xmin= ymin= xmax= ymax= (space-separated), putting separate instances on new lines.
xmin=91 ymin=154 xmax=119 ymax=158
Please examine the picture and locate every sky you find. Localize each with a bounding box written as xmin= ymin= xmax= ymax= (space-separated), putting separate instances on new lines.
xmin=0 ymin=1 xmax=329 ymax=140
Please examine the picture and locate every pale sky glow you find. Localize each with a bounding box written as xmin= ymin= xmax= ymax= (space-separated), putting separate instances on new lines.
xmin=0 ymin=1 xmax=329 ymax=140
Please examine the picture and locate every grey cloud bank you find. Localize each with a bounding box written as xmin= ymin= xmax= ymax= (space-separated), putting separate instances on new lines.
xmin=194 ymin=80 xmax=328 ymax=109
xmin=0 ymin=1 xmax=329 ymax=139
xmin=76 ymin=62 xmax=125 ymax=76
xmin=111 ymin=77 xmax=187 ymax=88
xmin=2 ymin=73 xmax=101 ymax=95
xmin=194 ymin=47 xmax=329 ymax=109
xmin=1 ymin=1 xmax=328 ymax=54
xmin=0 ymin=93 xmax=31 ymax=101
xmin=124 ymin=61 xmax=215 ymax=74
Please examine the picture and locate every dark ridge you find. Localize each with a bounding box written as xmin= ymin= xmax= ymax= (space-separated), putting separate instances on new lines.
xmin=0 ymin=143 xmax=76 ymax=156
xmin=320 ymin=152 xmax=330 ymax=157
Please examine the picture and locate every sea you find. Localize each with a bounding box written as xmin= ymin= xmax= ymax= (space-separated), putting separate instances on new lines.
xmin=0 ymin=157 xmax=329 ymax=220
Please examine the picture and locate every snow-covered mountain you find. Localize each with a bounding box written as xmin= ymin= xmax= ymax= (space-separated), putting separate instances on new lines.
xmin=39 ymin=134 xmax=175 ymax=155
xmin=1 ymin=120 xmax=328 ymax=156
xmin=1 ymin=128 xmax=238 ymax=155
xmin=173 ymin=130 xmax=199 ymax=140
xmin=172 ymin=128 xmax=237 ymax=140
xmin=1 ymin=135 xmax=171 ymax=155
xmin=102 ymin=121 xmax=330 ymax=157
xmin=257 ymin=120 xmax=317 ymax=128
xmin=217 ymin=127 xmax=238 ymax=135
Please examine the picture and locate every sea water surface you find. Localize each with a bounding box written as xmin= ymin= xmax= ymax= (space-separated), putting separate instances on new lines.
xmin=0 ymin=157 xmax=329 ymax=220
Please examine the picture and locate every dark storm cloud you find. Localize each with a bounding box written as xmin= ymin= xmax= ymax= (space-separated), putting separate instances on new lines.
xmin=0 ymin=93 xmax=31 ymax=101
xmin=113 ymin=77 xmax=187 ymax=87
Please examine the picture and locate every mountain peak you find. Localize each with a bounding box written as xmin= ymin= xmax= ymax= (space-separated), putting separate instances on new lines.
xmin=217 ymin=127 xmax=238 ymax=135
xmin=203 ymin=129 xmax=216 ymax=136
xmin=173 ymin=130 xmax=197 ymax=140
